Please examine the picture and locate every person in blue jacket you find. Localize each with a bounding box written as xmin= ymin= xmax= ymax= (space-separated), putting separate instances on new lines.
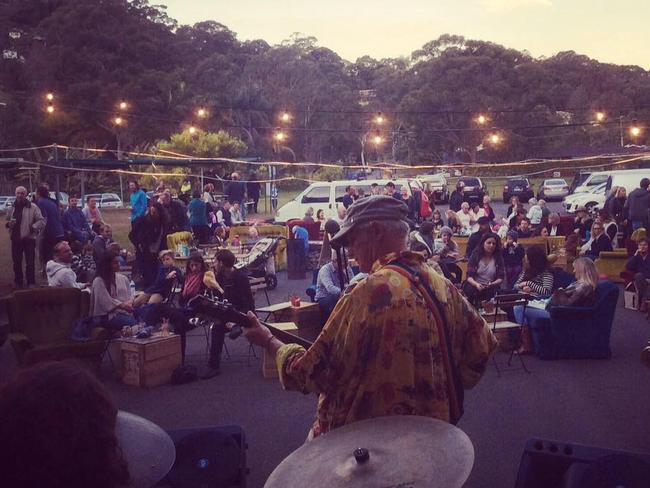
xmin=128 ymin=180 xmax=148 ymax=223
xmin=62 ymin=195 xmax=92 ymax=244
xmin=35 ymin=185 xmax=65 ymax=269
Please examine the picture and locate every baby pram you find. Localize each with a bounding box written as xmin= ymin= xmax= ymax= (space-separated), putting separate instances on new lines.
xmin=234 ymin=237 xmax=282 ymax=290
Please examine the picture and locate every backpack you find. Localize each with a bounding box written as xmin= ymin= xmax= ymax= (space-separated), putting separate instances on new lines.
xmin=172 ymin=365 xmax=198 ymax=385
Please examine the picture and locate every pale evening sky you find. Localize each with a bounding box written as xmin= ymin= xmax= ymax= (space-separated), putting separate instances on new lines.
xmin=159 ymin=0 xmax=649 ymax=69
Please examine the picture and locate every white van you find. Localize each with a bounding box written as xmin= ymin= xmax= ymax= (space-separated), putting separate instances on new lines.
xmin=573 ymin=172 xmax=611 ymax=194
xmin=604 ymin=169 xmax=650 ymax=196
xmin=276 ymin=179 xmax=422 ymax=222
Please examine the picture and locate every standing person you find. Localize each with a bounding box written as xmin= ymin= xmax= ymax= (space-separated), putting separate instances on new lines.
xmin=242 ymin=196 xmax=497 ymax=436
xmin=482 ymin=196 xmax=495 ymax=223
xmin=159 ymin=191 xmax=190 ymax=234
xmin=246 ymin=172 xmax=261 ymax=214
xmin=624 ymin=178 xmax=650 ymax=231
xmin=526 ymin=198 xmax=543 ymax=228
xmin=188 ymin=190 xmax=210 ymax=244
xmin=626 ymin=237 xmax=650 ymax=306
xmin=35 ymin=185 xmax=65 ymax=270
xmin=610 ymin=186 xmax=629 ymax=244
xmin=384 ymin=181 xmax=401 ymax=200
xmin=203 ymin=249 xmax=255 ymax=378
xmin=180 ymin=178 xmax=192 ymax=196
xmin=129 ymin=202 xmax=169 ymax=289
xmin=63 ymin=195 xmax=92 ymax=244
xmin=462 ymin=233 xmax=505 ymax=306
xmin=128 ymin=180 xmax=148 ymax=223
xmin=5 ymin=186 xmax=45 ymax=288
xmin=93 ymin=224 xmax=113 ymax=264
xmin=342 ymin=186 xmax=356 ymax=209
xmin=401 ymin=186 xmax=416 ymax=220
xmin=82 ymin=195 xmax=103 ymax=234
xmin=449 ymin=182 xmax=465 ymax=212
xmin=226 ymin=172 xmax=247 ymax=218
xmin=203 ymin=183 xmax=215 ymax=204
xmin=538 ymin=199 xmax=550 ymax=224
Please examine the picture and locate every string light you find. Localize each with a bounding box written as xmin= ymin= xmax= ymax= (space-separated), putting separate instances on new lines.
xmin=118 ymin=101 xmax=128 ymax=110
xmin=274 ymin=131 xmax=286 ymax=142
xmin=196 ymin=108 xmax=207 ymax=118
xmin=595 ymin=111 xmax=606 ymax=122
xmin=488 ymin=133 xmax=502 ymax=145
xmin=476 ymin=114 xmax=488 ymax=125
xmin=46 ymin=105 xmax=55 ymax=114
xmin=188 ymin=126 xmax=197 ymax=135
xmin=629 ymin=125 xmax=642 ymax=138
xmin=45 ymin=92 xmax=54 ymax=102
xmin=374 ymin=113 xmax=385 ymax=125
xmin=372 ymin=134 xmax=384 ymax=145
xmin=279 ymin=111 xmax=291 ymax=123
xmin=113 ymin=116 xmax=123 ymax=126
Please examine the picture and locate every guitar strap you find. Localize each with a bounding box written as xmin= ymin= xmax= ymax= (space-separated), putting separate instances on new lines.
xmin=383 ymin=261 xmax=464 ymax=424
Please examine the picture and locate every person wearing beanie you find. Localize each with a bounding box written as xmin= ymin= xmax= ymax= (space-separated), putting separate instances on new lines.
xmin=433 ymin=226 xmax=463 ymax=283
xmin=503 ymin=230 xmax=525 ymax=289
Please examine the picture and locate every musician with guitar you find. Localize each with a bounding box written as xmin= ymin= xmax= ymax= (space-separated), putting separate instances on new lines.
xmin=241 ymin=196 xmax=498 ymax=439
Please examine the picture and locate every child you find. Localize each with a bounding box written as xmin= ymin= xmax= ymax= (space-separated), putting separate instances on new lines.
xmin=503 ymin=230 xmax=525 ymax=289
xmin=71 ymin=241 xmax=96 ymax=283
xmin=107 ymin=242 xmax=127 ymax=270
xmin=133 ymin=250 xmax=182 ymax=307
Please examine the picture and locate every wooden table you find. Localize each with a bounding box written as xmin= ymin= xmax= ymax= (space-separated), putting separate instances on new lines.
xmin=256 ymin=301 xmax=321 ymax=328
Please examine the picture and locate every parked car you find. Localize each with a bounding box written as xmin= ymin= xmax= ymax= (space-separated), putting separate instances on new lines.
xmin=538 ymin=178 xmax=569 ymax=201
xmin=572 ymin=172 xmax=610 ymax=194
xmin=83 ymin=193 xmax=124 ymax=208
xmin=563 ymin=182 xmax=606 ymax=213
xmin=417 ymin=174 xmax=449 ymax=203
xmin=458 ymin=177 xmax=486 ymax=203
xmin=502 ymin=177 xmax=534 ymax=203
xmin=276 ymin=178 xmax=422 ymax=222
xmin=604 ymin=169 xmax=650 ymax=196
xmin=0 ymin=196 xmax=16 ymax=212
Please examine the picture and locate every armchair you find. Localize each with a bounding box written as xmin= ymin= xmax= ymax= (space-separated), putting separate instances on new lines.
xmin=531 ymin=280 xmax=619 ymax=360
xmin=6 ymin=287 xmax=108 ymax=367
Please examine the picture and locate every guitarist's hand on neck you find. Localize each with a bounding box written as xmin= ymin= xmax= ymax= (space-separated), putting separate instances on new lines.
xmin=243 ymin=311 xmax=284 ymax=356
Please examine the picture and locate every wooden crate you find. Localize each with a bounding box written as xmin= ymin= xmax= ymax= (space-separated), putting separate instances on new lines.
xmin=273 ymin=302 xmax=321 ymax=329
xmin=121 ymin=334 xmax=182 ymax=388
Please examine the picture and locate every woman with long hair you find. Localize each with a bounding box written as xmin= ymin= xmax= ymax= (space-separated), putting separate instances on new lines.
xmin=514 ymin=257 xmax=598 ymax=353
xmin=462 ymin=232 xmax=505 ymax=306
xmin=91 ymin=254 xmax=137 ymax=330
xmin=513 ymin=246 xmax=554 ymax=297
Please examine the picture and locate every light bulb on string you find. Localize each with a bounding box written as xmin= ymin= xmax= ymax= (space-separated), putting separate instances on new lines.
xmin=279 ymin=110 xmax=291 ymax=123
xmin=188 ymin=126 xmax=197 ymax=135
xmin=274 ymin=131 xmax=286 ymax=142
xmin=595 ymin=111 xmax=606 ymax=122
xmin=46 ymin=105 xmax=55 ymax=114
xmin=113 ymin=116 xmax=123 ymax=126
xmin=488 ymin=133 xmax=502 ymax=146
xmin=374 ymin=113 xmax=385 ymax=125
xmin=119 ymin=101 xmax=128 ymax=111
xmin=372 ymin=134 xmax=384 ymax=146
xmin=629 ymin=125 xmax=642 ymax=138
xmin=476 ymin=114 xmax=488 ymax=125
xmin=196 ymin=108 xmax=207 ymax=118
xmin=45 ymin=92 xmax=54 ymax=102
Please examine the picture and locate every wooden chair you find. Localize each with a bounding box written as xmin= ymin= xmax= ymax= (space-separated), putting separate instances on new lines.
xmin=487 ymin=292 xmax=532 ymax=375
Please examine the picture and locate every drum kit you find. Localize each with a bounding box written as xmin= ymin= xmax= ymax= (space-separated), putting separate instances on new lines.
xmin=116 ymin=412 xmax=474 ymax=487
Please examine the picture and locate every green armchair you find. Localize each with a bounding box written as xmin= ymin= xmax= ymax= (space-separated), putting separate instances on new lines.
xmin=6 ymin=287 xmax=108 ymax=367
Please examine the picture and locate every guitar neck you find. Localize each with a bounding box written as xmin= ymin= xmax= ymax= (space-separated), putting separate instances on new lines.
xmin=263 ymin=321 xmax=313 ymax=349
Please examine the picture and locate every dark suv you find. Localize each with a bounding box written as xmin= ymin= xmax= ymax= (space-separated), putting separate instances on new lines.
xmin=502 ymin=178 xmax=534 ymax=203
xmin=458 ymin=177 xmax=486 ymax=203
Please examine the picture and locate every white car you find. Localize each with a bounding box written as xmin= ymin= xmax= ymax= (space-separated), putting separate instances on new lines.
xmin=84 ymin=193 xmax=124 ymax=208
xmin=563 ymin=183 xmax=606 ymax=213
xmin=0 ymin=196 xmax=16 ymax=212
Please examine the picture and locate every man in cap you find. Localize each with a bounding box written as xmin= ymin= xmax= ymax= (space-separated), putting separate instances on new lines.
xmin=243 ymin=195 xmax=496 ymax=438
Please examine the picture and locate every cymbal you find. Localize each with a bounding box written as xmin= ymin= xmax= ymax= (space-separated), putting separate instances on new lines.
xmin=265 ymin=415 xmax=474 ymax=488
xmin=115 ymin=411 xmax=176 ymax=488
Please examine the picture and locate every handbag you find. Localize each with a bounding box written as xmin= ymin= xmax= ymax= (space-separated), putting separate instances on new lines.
xmin=383 ymin=261 xmax=464 ymax=424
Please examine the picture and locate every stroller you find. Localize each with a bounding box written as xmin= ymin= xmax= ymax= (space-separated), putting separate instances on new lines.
xmin=234 ymin=237 xmax=282 ymax=290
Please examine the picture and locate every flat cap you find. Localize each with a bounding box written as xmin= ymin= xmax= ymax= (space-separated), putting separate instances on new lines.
xmin=330 ymin=195 xmax=409 ymax=248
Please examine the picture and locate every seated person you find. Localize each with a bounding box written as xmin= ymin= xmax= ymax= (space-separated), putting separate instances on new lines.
xmin=93 ymin=223 xmax=113 ymax=264
xmin=466 ymin=216 xmax=492 ymax=258
xmin=545 ymin=212 xmax=565 ymax=236
xmin=46 ymin=241 xmax=87 ymax=289
xmin=513 ymin=246 xmax=554 ymax=298
xmin=303 ymin=207 xmax=315 ymax=223
xmin=409 ymin=221 xmax=435 ymax=257
xmin=293 ymin=224 xmax=310 ymax=255
xmin=534 ymin=226 xmax=549 ymax=237
xmin=229 ymin=201 xmax=244 ymax=224
xmin=517 ymin=218 xmax=533 ymax=238
xmin=107 ymin=242 xmax=128 ymax=270
xmin=315 ymin=250 xmax=354 ymax=323
xmin=62 ymin=195 xmax=92 ymax=244
xmin=133 ymin=250 xmax=181 ymax=307
xmin=573 ymin=207 xmax=593 ymax=240
xmin=91 ymin=254 xmax=138 ymax=331
xmin=456 ymin=202 xmax=474 ymax=236
xmin=503 ymin=231 xmax=526 ymax=289
xmin=431 ymin=209 xmax=445 ymax=233
xmin=462 ymin=233 xmax=504 ymax=306
xmin=514 ymin=257 xmax=598 ymax=352
xmin=0 ymin=361 xmax=130 ymax=488
xmin=580 ymin=221 xmax=612 ymax=261
xmin=626 ymin=236 xmax=650 ymax=306
xmin=445 ymin=209 xmax=461 ymax=235
xmin=202 ymin=249 xmax=255 ymax=378
xmin=432 ymin=226 xmax=462 ymax=283
xmin=71 ymin=241 xmax=97 ymax=283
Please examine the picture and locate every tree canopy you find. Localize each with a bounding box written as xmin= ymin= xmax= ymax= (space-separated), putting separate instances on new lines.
xmin=1 ymin=0 xmax=649 ymax=164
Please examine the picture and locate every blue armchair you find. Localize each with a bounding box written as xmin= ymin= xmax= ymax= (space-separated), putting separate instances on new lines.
xmin=532 ymin=280 xmax=620 ymax=360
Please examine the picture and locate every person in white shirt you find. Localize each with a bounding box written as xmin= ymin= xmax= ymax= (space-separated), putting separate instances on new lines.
xmin=46 ymin=241 xmax=87 ymax=289
xmin=526 ymin=198 xmax=543 ymax=226
xmin=230 ymin=202 xmax=244 ymax=224
xmin=469 ymin=202 xmax=486 ymax=233
xmin=457 ymin=202 xmax=474 ymax=236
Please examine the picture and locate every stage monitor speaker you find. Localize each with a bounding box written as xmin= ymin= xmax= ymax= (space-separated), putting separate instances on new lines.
xmin=158 ymin=425 xmax=247 ymax=488
xmin=515 ymin=438 xmax=650 ymax=488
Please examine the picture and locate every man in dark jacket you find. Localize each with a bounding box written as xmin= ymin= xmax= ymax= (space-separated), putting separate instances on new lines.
xmin=226 ymin=172 xmax=247 ymax=216
xmin=624 ymin=178 xmax=650 ymax=231
xmin=626 ymin=237 xmax=650 ymax=302
xmin=62 ymin=195 xmax=92 ymax=244
xmin=160 ymin=191 xmax=190 ymax=234
xmin=203 ymin=249 xmax=255 ymax=378
xmin=466 ymin=217 xmax=492 ymax=257
xmin=247 ymin=173 xmax=261 ymax=214
xmin=35 ymin=185 xmax=65 ymax=270
xmin=449 ymin=182 xmax=465 ymax=212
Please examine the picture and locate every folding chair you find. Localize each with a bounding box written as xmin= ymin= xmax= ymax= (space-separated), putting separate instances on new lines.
xmin=488 ymin=292 xmax=532 ymax=375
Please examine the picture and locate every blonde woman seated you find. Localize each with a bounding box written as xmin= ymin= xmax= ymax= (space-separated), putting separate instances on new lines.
xmin=513 ymin=257 xmax=598 ymax=352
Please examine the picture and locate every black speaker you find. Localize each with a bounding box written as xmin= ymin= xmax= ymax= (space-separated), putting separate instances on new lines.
xmin=158 ymin=425 xmax=247 ymax=488
xmin=515 ymin=438 xmax=650 ymax=488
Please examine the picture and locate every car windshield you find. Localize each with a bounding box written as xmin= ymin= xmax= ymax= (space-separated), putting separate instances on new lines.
xmin=545 ymin=179 xmax=566 ymax=185
xmin=508 ymin=179 xmax=528 ymax=186
xmin=591 ymin=183 xmax=607 ymax=193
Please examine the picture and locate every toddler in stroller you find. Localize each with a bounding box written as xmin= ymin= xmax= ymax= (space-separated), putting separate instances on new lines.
xmin=234 ymin=236 xmax=282 ymax=290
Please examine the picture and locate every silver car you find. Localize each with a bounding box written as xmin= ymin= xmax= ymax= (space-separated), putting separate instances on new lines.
xmin=0 ymin=196 xmax=16 ymax=212
xmin=538 ymin=179 xmax=569 ymax=201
